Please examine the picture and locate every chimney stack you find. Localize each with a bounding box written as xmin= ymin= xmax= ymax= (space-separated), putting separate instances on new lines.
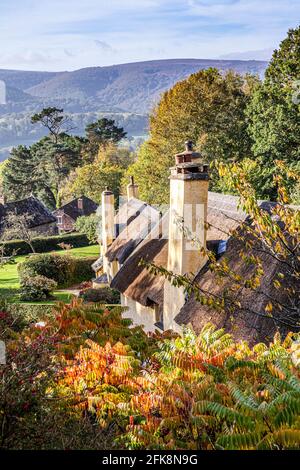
xmin=127 ymin=176 xmax=139 ymax=200
xmin=77 ymin=197 xmax=83 ymax=213
xmin=101 ymin=188 xmax=115 ymax=278
xmin=163 ymin=141 xmax=209 ymax=331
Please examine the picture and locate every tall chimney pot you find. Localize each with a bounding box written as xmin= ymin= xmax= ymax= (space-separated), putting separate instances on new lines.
xmin=127 ymin=175 xmax=139 ymax=200
xmin=163 ymin=140 xmax=209 ymax=332
xmin=77 ymin=197 xmax=83 ymax=212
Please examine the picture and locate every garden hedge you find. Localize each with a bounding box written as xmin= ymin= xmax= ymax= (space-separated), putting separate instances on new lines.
xmin=18 ymin=253 xmax=97 ymax=288
xmin=0 ymin=233 xmax=89 ymax=256
xmin=80 ymin=287 xmax=120 ymax=304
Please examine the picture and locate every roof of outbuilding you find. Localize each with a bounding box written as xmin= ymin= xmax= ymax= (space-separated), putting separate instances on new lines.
xmin=0 ymin=196 xmax=56 ymax=231
xmin=53 ymin=196 xmax=98 ymax=221
xmin=110 ymin=212 xmax=169 ymax=311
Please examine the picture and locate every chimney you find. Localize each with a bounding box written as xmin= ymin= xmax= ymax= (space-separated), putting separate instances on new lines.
xmin=101 ymin=188 xmax=115 ymax=273
xmin=127 ymin=176 xmax=139 ymax=200
xmin=77 ymin=197 xmax=83 ymax=213
xmin=163 ymin=141 xmax=209 ymax=331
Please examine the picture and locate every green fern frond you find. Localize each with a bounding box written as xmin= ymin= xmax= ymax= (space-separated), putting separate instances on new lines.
xmin=264 ymin=391 xmax=299 ymax=414
xmin=228 ymin=383 xmax=259 ymax=412
xmin=225 ymin=357 xmax=260 ymax=371
xmin=287 ymin=375 xmax=300 ymax=393
xmin=193 ymin=401 xmax=254 ymax=429
xmin=216 ymin=431 xmax=262 ymax=450
xmin=274 ymin=398 xmax=300 ymax=428
xmin=258 ymin=430 xmax=300 ymax=450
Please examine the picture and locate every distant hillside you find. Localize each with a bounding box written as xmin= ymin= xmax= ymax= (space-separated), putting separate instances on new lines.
xmin=0 ymin=58 xmax=268 ymax=158
xmin=26 ymin=59 xmax=267 ymax=114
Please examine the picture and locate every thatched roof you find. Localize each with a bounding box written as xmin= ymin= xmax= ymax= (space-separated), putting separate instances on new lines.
xmin=175 ymin=223 xmax=298 ymax=345
xmin=53 ymin=196 xmax=98 ymax=221
xmin=206 ymin=192 xmax=246 ymax=239
xmin=111 ymin=212 xmax=169 ymax=311
xmin=0 ymin=196 xmax=56 ymax=232
xmin=110 ymin=192 xmax=299 ymax=343
xmin=105 ymin=199 xmax=160 ymax=264
xmin=114 ymin=198 xmax=148 ymax=236
xmin=111 ymin=192 xmax=246 ymax=311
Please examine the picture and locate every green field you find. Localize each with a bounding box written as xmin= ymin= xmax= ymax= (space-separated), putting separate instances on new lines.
xmin=0 ymin=244 xmax=99 ymax=304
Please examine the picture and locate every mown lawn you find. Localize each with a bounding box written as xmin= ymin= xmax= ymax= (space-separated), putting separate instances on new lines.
xmin=0 ymin=244 xmax=99 ymax=304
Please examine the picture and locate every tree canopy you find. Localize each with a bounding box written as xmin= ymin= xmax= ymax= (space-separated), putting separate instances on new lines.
xmin=127 ymin=68 xmax=257 ymax=204
xmin=83 ymin=118 xmax=127 ymax=163
xmin=246 ymin=26 xmax=300 ymax=200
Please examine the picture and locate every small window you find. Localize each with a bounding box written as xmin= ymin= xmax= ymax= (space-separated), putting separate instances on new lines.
xmin=217 ymin=240 xmax=227 ymax=256
xmin=154 ymin=304 xmax=164 ymax=331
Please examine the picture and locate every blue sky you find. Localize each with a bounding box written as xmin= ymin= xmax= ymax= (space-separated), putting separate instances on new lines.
xmin=0 ymin=0 xmax=299 ymax=71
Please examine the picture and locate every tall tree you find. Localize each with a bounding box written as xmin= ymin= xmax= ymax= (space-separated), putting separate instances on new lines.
xmin=246 ymin=26 xmax=300 ymax=200
xmin=2 ymin=135 xmax=83 ymax=209
xmin=31 ymin=134 xmax=83 ymax=208
xmin=2 ymin=146 xmax=36 ymax=201
xmin=31 ymin=107 xmax=74 ymax=143
xmin=83 ymin=118 xmax=127 ymax=163
xmin=127 ymin=68 xmax=257 ymax=204
xmin=62 ymin=144 xmax=132 ymax=205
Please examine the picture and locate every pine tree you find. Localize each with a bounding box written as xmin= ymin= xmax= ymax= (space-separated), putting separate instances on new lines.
xmin=2 ymin=145 xmax=36 ymax=201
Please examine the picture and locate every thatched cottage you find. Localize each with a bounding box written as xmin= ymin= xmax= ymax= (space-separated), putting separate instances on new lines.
xmin=0 ymin=196 xmax=58 ymax=236
xmin=93 ymin=142 xmax=298 ymax=344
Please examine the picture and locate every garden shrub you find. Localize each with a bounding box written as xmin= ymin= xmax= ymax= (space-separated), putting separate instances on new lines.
xmin=6 ymin=303 xmax=54 ymax=326
xmin=18 ymin=253 xmax=71 ymax=286
xmin=0 ymin=298 xmax=154 ymax=449
xmin=75 ymin=214 xmax=101 ymax=244
xmin=70 ymin=257 xmax=98 ymax=287
xmin=20 ymin=275 xmax=57 ymax=301
xmin=2 ymin=298 xmax=299 ymax=450
xmin=0 ymin=233 xmax=89 ymax=257
xmin=80 ymin=287 xmax=120 ymax=304
xmin=18 ymin=253 xmax=97 ymax=288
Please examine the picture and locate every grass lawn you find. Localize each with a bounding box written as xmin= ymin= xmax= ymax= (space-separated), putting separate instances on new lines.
xmin=0 ymin=244 xmax=99 ymax=304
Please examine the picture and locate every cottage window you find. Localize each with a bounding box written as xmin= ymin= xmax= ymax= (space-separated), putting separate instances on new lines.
xmin=154 ymin=304 xmax=164 ymax=331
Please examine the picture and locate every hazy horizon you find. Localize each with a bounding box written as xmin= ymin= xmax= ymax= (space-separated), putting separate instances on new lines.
xmin=0 ymin=56 xmax=270 ymax=74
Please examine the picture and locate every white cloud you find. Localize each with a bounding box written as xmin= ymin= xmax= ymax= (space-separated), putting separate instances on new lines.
xmin=0 ymin=0 xmax=298 ymax=70
xmin=219 ymin=48 xmax=274 ymax=60
xmin=94 ymin=40 xmax=114 ymax=52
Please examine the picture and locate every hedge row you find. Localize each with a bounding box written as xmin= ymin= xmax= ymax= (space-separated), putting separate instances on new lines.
xmin=1 ymin=233 xmax=89 ymax=256
xmin=18 ymin=253 xmax=97 ymax=288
